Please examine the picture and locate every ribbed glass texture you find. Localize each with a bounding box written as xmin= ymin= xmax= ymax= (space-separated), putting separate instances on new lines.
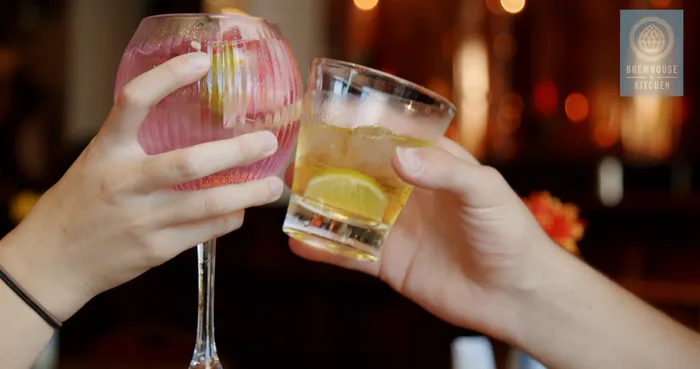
xmin=113 ymin=14 xmax=301 ymax=369
xmin=114 ymin=14 xmax=302 ymax=190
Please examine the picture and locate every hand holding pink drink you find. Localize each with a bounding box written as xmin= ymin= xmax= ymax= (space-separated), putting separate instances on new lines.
xmin=115 ymin=16 xmax=301 ymax=190
xmin=114 ymin=14 xmax=302 ymax=369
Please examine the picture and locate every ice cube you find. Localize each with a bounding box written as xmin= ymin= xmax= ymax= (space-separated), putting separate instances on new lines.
xmin=351 ymin=91 xmax=390 ymax=129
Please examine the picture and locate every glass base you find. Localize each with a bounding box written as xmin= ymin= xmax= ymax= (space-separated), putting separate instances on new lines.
xmin=282 ymin=195 xmax=387 ymax=261
xmin=189 ymin=356 xmax=222 ymax=369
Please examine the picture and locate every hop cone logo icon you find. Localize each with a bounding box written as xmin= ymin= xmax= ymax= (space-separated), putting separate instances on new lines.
xmin=638 ymin=24 xmax=666 ymax=54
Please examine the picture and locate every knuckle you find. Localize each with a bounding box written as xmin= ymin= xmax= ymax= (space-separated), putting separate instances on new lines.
xmin=228 ymin=211 xmax=245 ymax=230
xmin=241 ymin=181 xmax=266 ymax=201
xmin=98 ymin=175 xmax=130 ymax=204
xmin=481 ymin=165 xmax=505 ymax=182
xmin=237 ymin=134 xmax=264 ymax=160
xmin=141 ymin=236 xmax=168 ymax=264
xmin=257 ymin=179 xmax=278 ymax=202
xmin=447 ymin=154 xmax=462 ymax=174
xmin=233 ymin=181 xmax=272 ymax=207
xmin=202 ymin=195 xmax=224 ymax=217
xmin=210 ymin=211 xmax=244 ymax=237
xmin=122 ymin=218 xmax=164 ymax=262
xmin=164 ymin=60 xmax=185 ymax=83
xmin=116 ymin=84 xmax=149 ymax=110
xmin=171 ymin=153 xmax=198 ymax=180
xmin=124 ymin=213 xmax=152 ymax=239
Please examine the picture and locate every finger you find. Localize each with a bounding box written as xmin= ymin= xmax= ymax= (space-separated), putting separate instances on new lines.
xmin=103 ymin=52 xmax=211 ymax=142
xmin=154 ymin=177 xmax=284 ymax=226
xmin=283 ymin=161 xmax=295 ymax=187
xmin=393 ymin=146 xmax=517 ymax=208
xmin=288 ymin=239 xmax=380 ymax=276
xmin=138 ymin=131 xmax=278 ymax=192
xmin=435 ymin=137 xmax=480 ymax=165
xmin=154 ymin=210 xmax=246 ymax=258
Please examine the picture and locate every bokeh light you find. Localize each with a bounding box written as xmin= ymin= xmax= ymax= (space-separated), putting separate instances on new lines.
xmin=500 ymin=0 xmax=526 ymax=14
xmin=354 ymin=0 xmax=379 ymax=11
xmin=565 ymin=93 xmax=589 ymax=123
xmin=485 ymin=0 xmax=505 ymax=14
xmin=590 ymin=85 xmax=620 ymax=148
xmin=593 ymin=125 xmax=619 ymax=148
xmin=220 ymin=7 xmax=247 ymax=14
xmin=672 ymin=97 xmax=689 ymax=126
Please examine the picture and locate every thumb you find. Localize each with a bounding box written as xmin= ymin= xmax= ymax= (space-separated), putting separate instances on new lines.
xmin=392 ymin=146 xmax=517 ymax=208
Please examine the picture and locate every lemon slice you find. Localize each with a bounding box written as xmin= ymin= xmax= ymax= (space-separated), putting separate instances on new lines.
xmin=200 ymin=42 xmax=245 ymax=116
xmin=304 ymin=169 xmax=389 ymax=223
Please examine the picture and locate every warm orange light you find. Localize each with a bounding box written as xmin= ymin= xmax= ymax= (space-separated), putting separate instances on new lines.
xmin=220 ymin=7 xmax=247 ymax=14
xmin=500 ymin=0 xmax=526 ymax=14
xmin=589 ymin=85 xmax=620 ymax=148
xmin=565 ymin=93 xmax=589 ymax=123
xmin=534 ymin=79 xmax=558 ymax=116
xmin=454 ymin=39 xmax=490 ymax=159
xmin=672 ymin=98 xmax=689 ymax=126
xmin=593 ymin=125 xmax=618 ymax=148
xmin=485 ymin=0 xmax=505 ymax=14
xmin=354 ymin=0 xmax=379 ymax=11
xmin=426 ymin=77 xmax=452 ymax=100
xmin=379 ymin=67 xmax=395 ymax=77
xmin=650 ymin=0 xmax=672 ymax=8
xmin=621 ymin=97 xmax=674 ymax=162
xmin=444 ymin=123 xmax=457 ymax=140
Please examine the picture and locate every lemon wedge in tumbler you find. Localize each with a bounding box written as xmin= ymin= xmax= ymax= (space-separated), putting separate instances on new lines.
xmin=304 ymin=169 xmax=389 ymax=223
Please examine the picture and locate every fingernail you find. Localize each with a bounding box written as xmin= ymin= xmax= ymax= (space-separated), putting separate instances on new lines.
xmin=260 ymin=132 xmax=278 ymax=154
xmin=187 ymin=52 xmax=211 ymax=70
xmin=268 ymin=178 xmax=284 ymax=199
xmin=396 ymin=147 xmax=423 ymax=173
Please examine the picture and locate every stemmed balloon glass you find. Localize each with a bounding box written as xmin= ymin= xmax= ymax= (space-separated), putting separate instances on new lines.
xmin=114 ymin=14 xmax=302 ymax=368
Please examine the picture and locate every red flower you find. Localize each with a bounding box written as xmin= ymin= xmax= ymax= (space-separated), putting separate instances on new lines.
xmin=522 ymin=192 xmax=586 ymax=255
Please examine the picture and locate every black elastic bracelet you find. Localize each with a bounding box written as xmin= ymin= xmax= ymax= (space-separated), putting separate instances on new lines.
xmin=0 ymin=263 xmax=62 ymax=330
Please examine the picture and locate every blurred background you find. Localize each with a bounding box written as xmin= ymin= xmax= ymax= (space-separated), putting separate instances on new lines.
xmin=0 ymin=0 xmax=697 ymax=368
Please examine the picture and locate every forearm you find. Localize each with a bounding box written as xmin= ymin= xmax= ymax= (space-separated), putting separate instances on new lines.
xmin=0 ymin=227 xmax=86 ymax=369
xmin=509 ymin=245 xmax=700 ymax=369
xmin=0 ymin=281 xmax=55 ymax=369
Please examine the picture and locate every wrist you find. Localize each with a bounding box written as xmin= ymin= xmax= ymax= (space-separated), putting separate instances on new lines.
xmin=495 ymin=237 xmax=585 ymax=346
xmin=495 ymin=237 xmax=700 ymax=369
xmin=0 ymin=223 xmax=92 ymax=323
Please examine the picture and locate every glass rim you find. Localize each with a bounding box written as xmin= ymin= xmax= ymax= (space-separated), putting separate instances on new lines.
xmin=143 ymin=13 xmax=268 ymax=23
xmin=313 ymin=58 xmax=457 ymax=113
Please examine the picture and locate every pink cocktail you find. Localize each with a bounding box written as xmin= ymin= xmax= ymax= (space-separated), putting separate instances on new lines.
xmin=114 ymin=14 xmax=301 ymax=368
xmin=116 ymin=24 xmax=300 ymax=189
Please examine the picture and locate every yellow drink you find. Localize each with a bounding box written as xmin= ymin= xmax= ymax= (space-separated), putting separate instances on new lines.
xmin=283 ymin=121 xmax=432 ymax=261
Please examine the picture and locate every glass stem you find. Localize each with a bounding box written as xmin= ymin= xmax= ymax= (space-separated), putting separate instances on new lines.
xmin=190 ymin=238 xmax=222 ymax=369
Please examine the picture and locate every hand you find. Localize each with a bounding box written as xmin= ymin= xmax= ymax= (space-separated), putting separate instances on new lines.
xmin=0 ymin=52 xmax=285 ymax=322
xmin=285 ymin=137 xmax=561 ymax=338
